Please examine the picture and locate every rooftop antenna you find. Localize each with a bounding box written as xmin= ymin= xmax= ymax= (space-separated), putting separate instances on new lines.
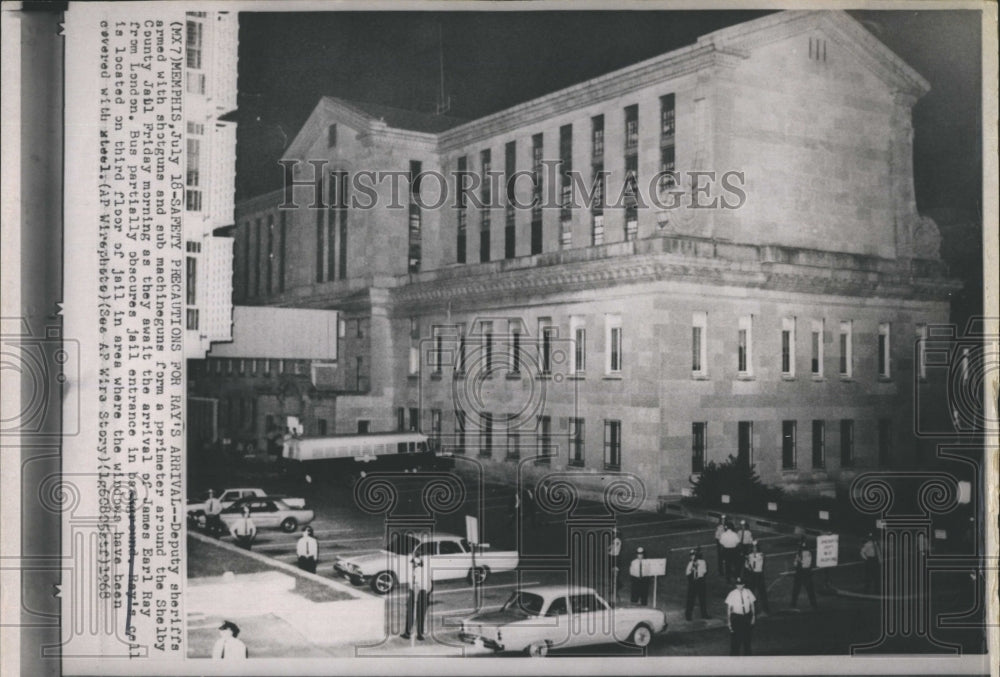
xmin=435 ymin=22 xmax=451 ymax=115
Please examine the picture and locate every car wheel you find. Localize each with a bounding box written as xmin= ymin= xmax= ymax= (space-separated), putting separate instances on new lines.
xmin=525 ymin=641 xmax=550 ymax=657
xmin=467 ymin=566 xmax=489 ymax=585
xmin=280 ymin=517 xmax=298 ymax=533
xmin=370 ymin=571 xmax=396 ymax=595
xmin=628 ymin=623 xmax=653 ymax=648
xmin=349 ymin=575 xmax=364 ymax=587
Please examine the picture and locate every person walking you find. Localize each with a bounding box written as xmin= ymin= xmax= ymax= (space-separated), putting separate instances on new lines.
xmin=230 ymin=506 xmax=257 ymax=550
xmin=508 ymin=489 xmax=521 ymax=527
xmin=744 ymin=540 xmax=769 ymax=614
xmin=296 ymin=526 xmax=318 ymax=573
xmin=714 ymin=515 xmax=727 ymax=575
xmin=791 ymin=539 xmax=818 ymax=610
xmin=212 ymin=621 xmax=248 ymax=660
xmin=607 ymin=528 xmax=624 ymax=595
xmin=725 ymin=577 xmax=756 ymax=656
xmin=629 ymin=547 xmax=651 ymax=606
xmin=719 ymin=521 xmax=741 ymax=584
xmin=204 ymin=489 xmax=224 ymax=537
xmin=684 ymin=548 xmax=709 ymax=620
xmin=737 ymin=520 xmax=754 ymax=557
xmin=401 ymin=554 xmax=433 ymax=641
xmin=860 ymin=532 xmax=882 ymax=594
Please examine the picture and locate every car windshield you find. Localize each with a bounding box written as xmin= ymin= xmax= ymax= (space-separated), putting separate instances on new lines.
xmin=502 ymin=591 xmax=544 ymax=616
xmin=386 ymin=533 xmax=421 ymax=556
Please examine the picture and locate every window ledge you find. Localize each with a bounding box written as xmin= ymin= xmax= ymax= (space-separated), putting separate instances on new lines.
xmin=430 ymin=372 xmax=443 ymax=381
xmin=453 ymin=373 xmax=466 ymax=381
xmin=568 ymin=373 xmax=586 ymax=380
xmin=781 ymin=374 xmax=796 ymax=381
xmin=604 ymin=465 xmax=622 ymax=472
xmin=407 ymin=374 xmax=419 ymax=381
xmin=691 ymin=373 xmax=710 ymax=381
xmin=877 ymin=376 xmax=893 ymax=383
xmin=839 ymin=375 xmax=853 ymax=382
xmin=811 ymin=375 xmax=825 ymax=382
xmin=603 ymin=373 xmax=623 ymax=381
xmin=568 ymin=460 xmax=585 ymax=468
xmin=537 ymin=374 xmax=552 ymax=381
xmin=736 ymin=374 xmax=755 ymax=381
xmin=506 ymin=372 xmax=522 ymax=381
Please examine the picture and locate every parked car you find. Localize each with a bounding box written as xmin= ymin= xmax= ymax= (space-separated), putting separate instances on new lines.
xmin=459 ymin=585 xmax=667 ymax=656
xmin=187 ymin=487 xmax=306 ymax=527
xmin=219 ymin=497 xmax=315 ymax=533
xmin=333 ymin=531 xmax=519 ymax=594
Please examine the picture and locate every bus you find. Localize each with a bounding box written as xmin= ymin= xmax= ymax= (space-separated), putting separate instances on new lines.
xmin=282 ymin=432 xmax=449 ymax=484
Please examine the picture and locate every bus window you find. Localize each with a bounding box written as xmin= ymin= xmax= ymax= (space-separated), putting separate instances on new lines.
xmin=417 ymin=441 xmax=426 ymax=453
xmin=398 ymin=442 xmax=407 ymax=454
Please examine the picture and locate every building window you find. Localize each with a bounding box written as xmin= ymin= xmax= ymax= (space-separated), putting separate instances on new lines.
xmin=781 ymin=317 xmax=796 ymax=377
xmin=317 ymin=418 xmax=327 ymax=436
xmin=327 ymin=123 xmax=337 ymax=147
xmin=840 ymin=419 xmax=854 ymax=467
xmin=606 ymin=315 xmax=623 ymax=375
xmin=238 ymin=359 xmax=246 ymax=375
xmin=811 ymin=319 xmax=824 ymax=376
xmin=812 ymin=420 xmax=825 ymax=469
xmin=314 ymin=176 xmax=325 ymax=283
xmin=186 ymin=308 xmax=199 ymax=330
xmin=692 ymin=312 xmax=707 ymax=376
xmin=508 ymin=320 xmax=522 ymax=375
xmin=185 ymin=189 xmax=202 ymax=212
xmin=505 ymin=141 xmax=516 ymax=259
xmin=660 ymin=93 xmax=676 ymax=137
xmin=738 ymin=315 xmax=753 ymax=376
xmin=456 ymin=156 xmax=467 ymax=264
xmin=591 ymin=212 xmax=605 ymax=246
xmin=186 ymin=72 xmax=205 ymax=95
xmin=480 ymin=412 xmax=493 ymax=457
xmin=409 ymin=318 xmax=420 ymax=376
xmin=538 ymin=415 xmax=552 ymax=461
xmin=506 ymin=420 xmax=520 ymax=460
xmin=624 ymin=104 xmax=638 ymax=153
xmin=538 ymin=318 xmax=553 ymax=376
xmin=839 ymin=320 xmax=853 ymax=377
xmin=186 ymin=138 xmax=201 ymax=188
xmin=559 ymin=124 xmax=573 ymax=230
xmin=570 ymin=316 xmax=586 ymax=375
xmin=782 ymin=420 xmax=797 ymax=470
xmin=878 ymin=323 xmax=891 ymax=378
xmin=185 ymin=20 xmax=203 ymax=69
xmin=659 ymin=145 xmax=676 ymax=191
xmin=432 ymin=329 xmax=444 ymax=375
xmin=430 ymin=409 xmax=442 ymax=447
xmin=397 ymin=407 xmax=406 ymax=432
xmin=569 ymin=417 xmax=585 ymax=466
xmin=531 ymin=133 xmax=544 ymax=255
xmin=455 ymin=411 xmax=466 ymax=454
xmin=692 ymin=422 xmax=706 ymax=473
xmin=481 ymin=320 xmax=494 ymax=372
xmin=878 ymin=418 xmax=892 ymax=466
xmin=915 ymin=323 xmax=928 ymax=380
xmin=334 ymin=171 xmax=348 ymax=280
xmin=604 ymin=420 xmax=622 ymax=470
xmin=409 ymin=160 xmax=423 ymax=273
xmin=456 ymin=323 xmax=466 ymax=375
xmin=479 ymin=150 xmax=491 ymax=262
xmin=186 ymin=255 xmax=197 ymax=305
xmin=623 ymin=154 xmax=638 ymax=241
xmin=591 ymin=114 xmax=604 ymax=160
xmin=409 ymin=407 xmax=419 ymax=432
xmin=738 ymin=421 xmax=753 ymax=468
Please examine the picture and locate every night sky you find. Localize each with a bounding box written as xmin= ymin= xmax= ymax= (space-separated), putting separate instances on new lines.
xmin=234 ymin=9 xmax=984 ymax=323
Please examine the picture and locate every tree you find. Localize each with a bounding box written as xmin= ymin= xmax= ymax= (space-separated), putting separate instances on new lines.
xmin=690 ymin=455 xmax=782 ymax=512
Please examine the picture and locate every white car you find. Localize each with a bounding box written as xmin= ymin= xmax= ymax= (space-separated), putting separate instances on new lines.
xmin=459 ymin=585 xmax=667 ymax=656
xmin=187 ymin=487 xmax=306 ymax=527
xmin=333 ymin=532 xmax=519 ymax=594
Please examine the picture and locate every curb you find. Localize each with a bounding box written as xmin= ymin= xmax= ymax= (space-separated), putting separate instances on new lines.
xmin=189 ymin=530 xmax=375 ymax=600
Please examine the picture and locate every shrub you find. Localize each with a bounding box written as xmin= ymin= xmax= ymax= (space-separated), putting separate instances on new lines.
xmin=690 ymin=455 xmax=783 ymax=512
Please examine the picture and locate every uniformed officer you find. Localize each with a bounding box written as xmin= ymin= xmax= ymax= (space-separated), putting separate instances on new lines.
xmin=684 ymin=547 xmax=709 ymax=620
xmin=204 ymin=489 xmax=224 ymax=537
xmin=791 ymin=539 xmax=818 ymax=610
xmin=608 ymin=528 xmax=624 ymax=592
xmin=296 ymin=526 xmax=318 ymax=573
xmin=629 ymin=547 xmax=651 ymax=606
xmin=718 ymin=522 xmax=741 ymax=583
xmin=725 ymin=577 xmax=756 ymax=656
xmin=744 ymin=540 xmax=769 ymax=614
xmin=714 ymin=515 xmax=727 ymax=574
xmin=737 ymin=520 xmax=754 ymax=556
xmin=401 ymin=554 xmax=433 ymax=641
xmin=230 ymin=506 xmax=257 ymax=550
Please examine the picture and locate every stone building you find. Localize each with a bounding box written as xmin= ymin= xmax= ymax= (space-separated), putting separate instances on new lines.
xmin=190 ymin=11 xmax=957 ymax=499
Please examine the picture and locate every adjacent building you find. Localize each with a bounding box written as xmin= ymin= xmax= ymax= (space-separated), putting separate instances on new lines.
xmin=183 ymin=10 xmax=238 ymax=359
xmin=190 ymin=11 xmax=958 ymax=500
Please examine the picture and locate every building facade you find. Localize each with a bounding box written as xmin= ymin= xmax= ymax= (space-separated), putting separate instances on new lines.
xmin=183 ymin=10 xmax=238 ymax=358
xmin=191 ymin=11 xmax=958 ymax=499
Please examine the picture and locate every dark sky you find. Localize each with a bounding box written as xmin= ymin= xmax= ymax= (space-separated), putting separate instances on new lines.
xmin=234 ymin=9 xmax=983 ymax=321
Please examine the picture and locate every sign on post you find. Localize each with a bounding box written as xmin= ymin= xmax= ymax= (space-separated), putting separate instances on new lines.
xmin=816 ymin=534 xmax=839 ymax=568
xmin=465 ymin=515 xmax=479 ymax=545
xmin=642 ymin=558 xmax=667 ymax=577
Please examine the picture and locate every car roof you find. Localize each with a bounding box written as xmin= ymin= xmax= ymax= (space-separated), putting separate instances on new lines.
xmin=512 ymin=585 xmax=600 ymax=598
xmin=406 ymin=532 xmax=460 ymax=542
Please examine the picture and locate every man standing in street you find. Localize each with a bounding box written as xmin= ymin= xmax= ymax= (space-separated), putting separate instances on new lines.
xmin=401 ymin=554 xmax=433 ymax=641
xmin=629 ymin=547 xmax=650 ymax=606
xmin=684 ymin=547 xmax=709 ymax=620
xmin=231 ymin=506 xmax=257 ymax=550
xmin=212 ymin=621 xmax=248 ymax=660
xmin=719 ymin=521 xmax=741 ymax=584
xmin=791 ymin=538 xmax=818 ymax=610
xmin=725 ymin=577 xmax=756 ymax=656
xmin=204 ymin=489 xmax=223 ymax=537
xmin=738 ymin=519 xmax=754 ymax=557
xmin=860 ymin=532 xmax=882 ymax=594
xmin=296 ymin=526 xmax=318 ymax=573
xmin=745 ymin=540 xmax=769 ymax=614
xmin=714 ymin=515 xmax=727 ymax=575
xmin=608 ymin=528 xmax=624 ymax=596
xmin=508 ymin=489 xmax=520 ymax=527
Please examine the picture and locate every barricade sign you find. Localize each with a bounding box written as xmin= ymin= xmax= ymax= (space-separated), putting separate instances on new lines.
xmin=816 ymin=533 xmax=839 ymax=568
xmin=642 ymin=558 xmax=667 ymax=577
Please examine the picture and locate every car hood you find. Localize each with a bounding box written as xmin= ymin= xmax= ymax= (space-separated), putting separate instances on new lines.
xmin=465 ymin=608 xmax=532 ymax=626
xmin=337 ymin=550 xmax=395 ymax=567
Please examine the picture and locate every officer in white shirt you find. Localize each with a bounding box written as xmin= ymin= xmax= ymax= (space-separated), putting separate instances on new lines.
xmin=231 ymin=506 xmax=257 ymax=550
xmin=212 ymin=621 xmax=248 ymax=660
xmin=714 ymin=515 xmax=727 ymax=574
xmin=296 ymin=526 xmax=318 ymax=573
xmin=401 ymin=554 xmax=433 ymax=641
xmin=718 ymin=522 xmax=741 ymax=583
xmin=744 ymin=540 xmax=769 ymax=614
xmin=737 ymin=519 xmax=754 ymax=556
xmin=628 ymin=547 xmax=651 ymax=606
xmin=684 ymin=547 xmax=709 ymax=620
xmin=725 ymin=577 xmax=756 ymax=655
xmin=791 ymin=539 xmax=818 ymax=610
xmin=608 ymin=528 xmax=624 ymax=593
xmin=204 ymin=489 xmax=224 ymax=537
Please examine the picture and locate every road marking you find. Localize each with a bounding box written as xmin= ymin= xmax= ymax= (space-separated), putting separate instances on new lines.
xmin=434 ymin=580 xmax=543 ymax=596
